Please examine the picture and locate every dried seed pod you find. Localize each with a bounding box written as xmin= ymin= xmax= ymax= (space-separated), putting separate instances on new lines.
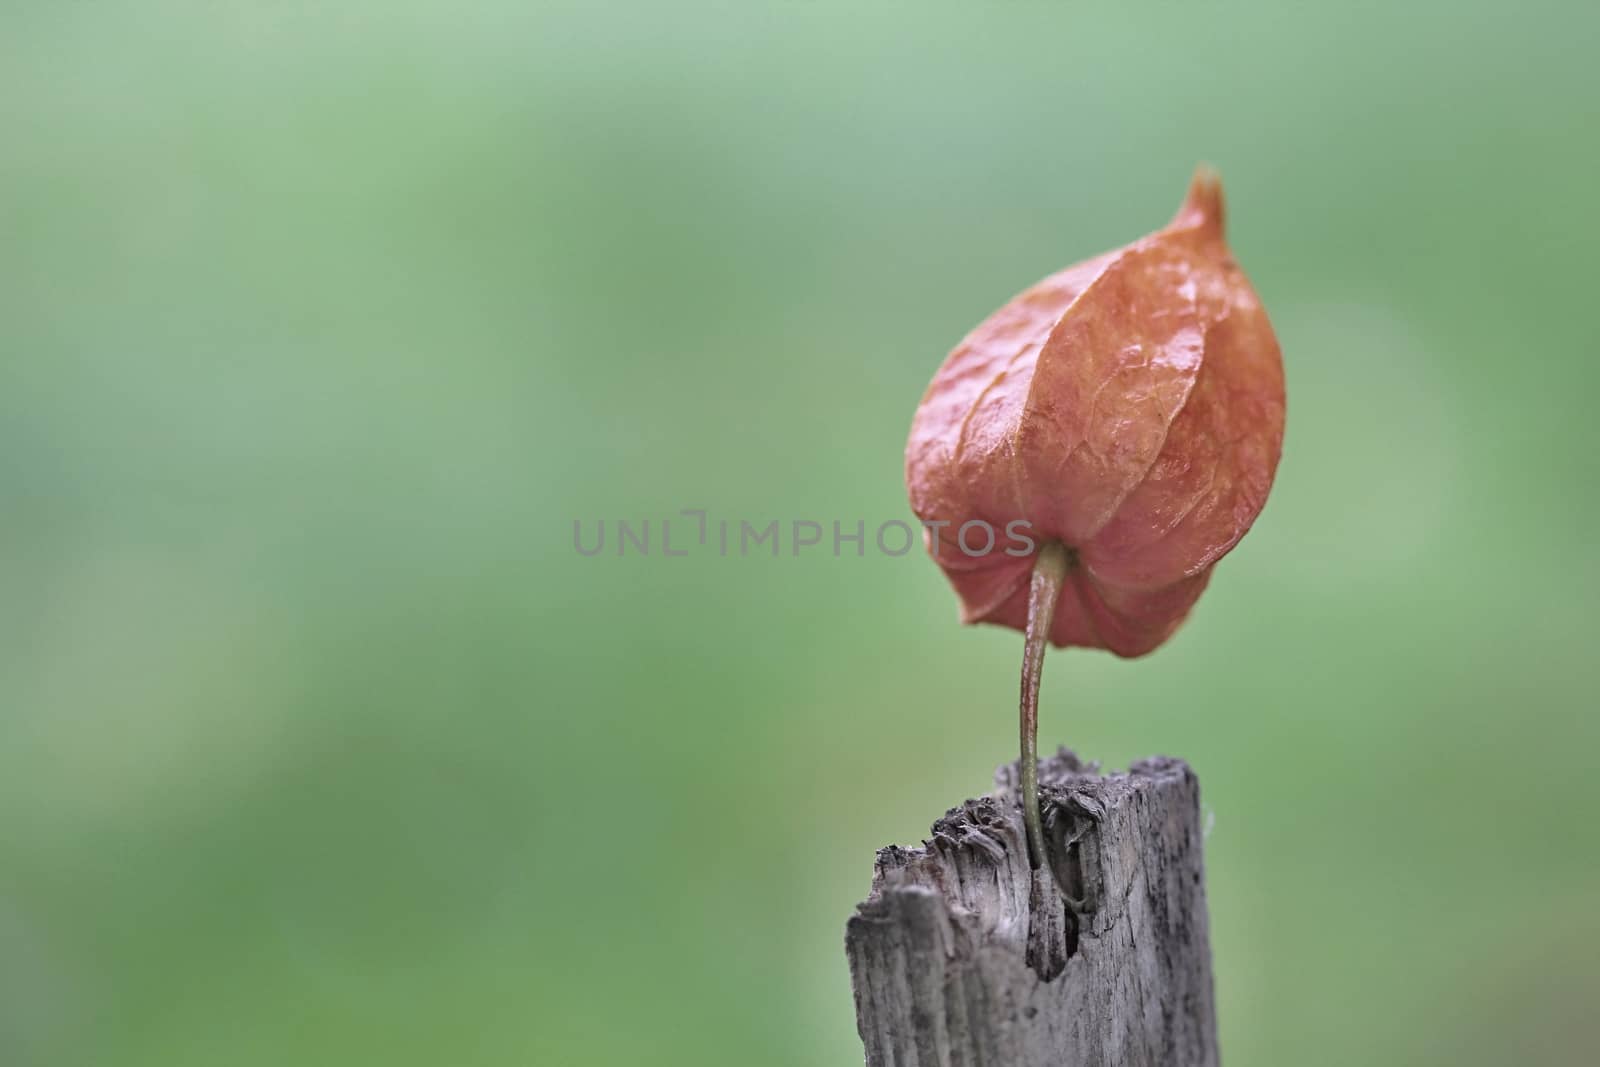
xmin=905 ymin=168 xmax=1286 ymax=870
xmin=906 ymin=167 xmax=1285 ymax=657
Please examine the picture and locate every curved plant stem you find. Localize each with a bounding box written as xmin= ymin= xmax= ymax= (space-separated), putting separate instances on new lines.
xmin=1020 ymin=541 xmax=1070 ymax=871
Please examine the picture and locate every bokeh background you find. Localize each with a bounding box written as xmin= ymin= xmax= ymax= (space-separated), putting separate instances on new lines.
xmin=4 ymin=3 xmax=1598 ymax=1065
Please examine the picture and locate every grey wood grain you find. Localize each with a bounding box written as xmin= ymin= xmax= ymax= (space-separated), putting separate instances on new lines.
xmin=845 ymin=749 xmax=1218 ymax=1067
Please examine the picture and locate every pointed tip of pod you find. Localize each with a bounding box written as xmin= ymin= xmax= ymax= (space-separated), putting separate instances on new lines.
xmin=1170 ymin=163 xmax=1225 ymax=236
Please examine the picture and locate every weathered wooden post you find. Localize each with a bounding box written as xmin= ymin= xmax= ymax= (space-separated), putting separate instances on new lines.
xmin=845 ymin=748 xmax=1218 ymax=1066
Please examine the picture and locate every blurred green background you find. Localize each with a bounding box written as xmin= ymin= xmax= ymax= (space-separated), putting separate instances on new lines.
xmin=3 ymin=3 xmax=1598 ymax=1064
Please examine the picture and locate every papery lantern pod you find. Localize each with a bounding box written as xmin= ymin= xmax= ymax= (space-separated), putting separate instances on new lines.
xmin=904 ymin=167 xmax=1286 ymax=870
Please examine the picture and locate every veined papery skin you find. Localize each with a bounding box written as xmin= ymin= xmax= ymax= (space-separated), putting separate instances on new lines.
xmin=905 ymin=168 xmax=1286 ymax=656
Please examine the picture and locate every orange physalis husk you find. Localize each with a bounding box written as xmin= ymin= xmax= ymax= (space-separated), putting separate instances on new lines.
xmin=906 ymin=167 xmax=1286 ymax=657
